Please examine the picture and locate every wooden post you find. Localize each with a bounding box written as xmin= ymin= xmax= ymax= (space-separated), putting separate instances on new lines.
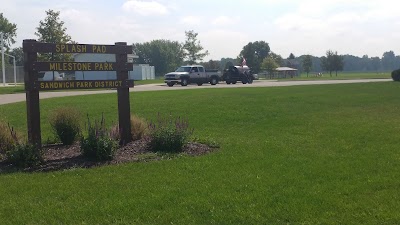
xmin=115 ymin=42 xmax=132 ymax=145
xmin=23 ymin=39 xmax=41 ymax=147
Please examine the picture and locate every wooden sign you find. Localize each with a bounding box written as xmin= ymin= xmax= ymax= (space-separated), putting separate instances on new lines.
xmin=34 ymin=80 xmax=134 ymax=90
xmin=23 ymin=40 xmax=133 ymax=147
xmin=23 ymin=42 xmax=132 ymax=54
xmin=29 ymin=62 xmax=133 ymax=71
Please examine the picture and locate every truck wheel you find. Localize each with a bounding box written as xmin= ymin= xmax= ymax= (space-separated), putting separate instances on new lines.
xmin=167 ymin=82 xmax=174 ymax=87
xmin=242 ymin=79 xmax=247 ymax=84
xmin=181 ymin=78 xmax=188 ymax=86
xmin=248 ymin=77 xmax=253 ymax=84
xmin=197 ymin=83 xmax=203 ymax=86
xmin=210 ymin=77 xmax=218 ymax=85
xmin=232 ymin=81 xmax=237 ymax=84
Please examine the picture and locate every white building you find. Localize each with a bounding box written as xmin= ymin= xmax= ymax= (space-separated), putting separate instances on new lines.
xmin=74 ymin=54 xmax=155 ymax=80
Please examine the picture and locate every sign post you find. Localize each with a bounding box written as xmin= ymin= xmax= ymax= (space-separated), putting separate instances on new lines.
xmin=23 ymin=40 xmax=134 ymax=147
xmin=116 ymin=42 xmax=132 ymax=145
xmin=23 ymin=39 xmax=41 ymax=147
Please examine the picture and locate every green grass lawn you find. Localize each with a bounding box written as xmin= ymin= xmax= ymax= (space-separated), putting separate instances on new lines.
xmin=0 ymin=85 xmax=25 ymax=94
xmin=0 ymin=82 xmax=399 ymax=224
xmin=262 ymin=71 xmax=391 ymax=81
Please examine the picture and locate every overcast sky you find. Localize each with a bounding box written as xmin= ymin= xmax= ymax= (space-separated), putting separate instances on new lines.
xmin=2 ymin=0 xmax=400 ymax=60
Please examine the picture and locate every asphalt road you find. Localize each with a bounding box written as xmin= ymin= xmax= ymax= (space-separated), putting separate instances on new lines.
xmin=0 ymin=79 xmax=391 ymax=105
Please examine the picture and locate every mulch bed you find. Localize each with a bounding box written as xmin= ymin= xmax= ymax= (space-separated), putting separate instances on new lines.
xmin=0 ymin=139 xmax=216 ymax=173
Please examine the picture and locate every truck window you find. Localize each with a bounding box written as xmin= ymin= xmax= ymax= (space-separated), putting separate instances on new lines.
xmin=175 ymin=66 xmax=191 ymax=72
xmin=191 ymin=67 xmax=199 ymax=72
xmin=198 ymin=67 xmax=204 ymax=72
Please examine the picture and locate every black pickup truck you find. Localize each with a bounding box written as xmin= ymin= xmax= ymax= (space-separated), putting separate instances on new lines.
xmin=222 ymin=65 xmax=254 ymax=84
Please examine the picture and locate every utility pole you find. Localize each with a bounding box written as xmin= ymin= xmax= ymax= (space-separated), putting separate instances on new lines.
xmin=1 ymin=33 xmax=5 ymax=86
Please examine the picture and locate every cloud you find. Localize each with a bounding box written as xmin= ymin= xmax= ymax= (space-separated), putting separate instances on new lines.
xmin=180 ymin=16 xmax=202 ymax=25
xmin=212 ymin=16 xmax=237 ymax=26
xmin=122 ymin=0 xmax=168 ymax=16
xmin=202 ymin=29 xmax=250 ymax=60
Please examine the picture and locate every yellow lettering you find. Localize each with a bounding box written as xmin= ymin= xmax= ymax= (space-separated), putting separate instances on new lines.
xmin=40 ymin=83 xmax=44 ymax=89
xmin=82 ymin=45 xmax=87 ymax=53
xmin=61 ymin=44 xmax=66 ymax=52
xmin=71 ymin=45 xmax=76 ymax=53
xmin=102 ymin=46 xmax=106 ymax=53
xmin=49 ymin=63 xmax=56 ymax=71
xmin=108 ymin=63 xmax=113 ymax=70
xmin=84 ymin=82 xmax=89 ymax=88
xmin=45 ymin=83 xmax=49 ymax=89
xmin=56 ymin=44 xmax=60 ymax=53
xmin=104 ymin=63 xmax=109 ymax=70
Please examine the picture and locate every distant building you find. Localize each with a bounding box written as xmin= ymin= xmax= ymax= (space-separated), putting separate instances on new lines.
xmin=275 ymin=67 xmax=298 ymax=78
xmin=74 ymin=53 xmax=155 ymax=80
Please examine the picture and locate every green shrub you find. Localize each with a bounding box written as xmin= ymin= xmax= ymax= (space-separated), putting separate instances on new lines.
xmin=80 ymin=115 xmax=117 ymax=161
xmin=6 ymin=143 xmax=43 ymax=168
xmin=0 ymin=122 xmax=18 ymax=154
xmin=110 ymin=115 xmax=148 ymax=142
xmin=391 ymin=69 xmax=400 ymax=81
xmin=131 ymin=115 xmax=149 ymax=141
xmin=49 ymin=107 xmax=81 ymax=145
xmin=148 ymin=114 xmax=193 ymax=153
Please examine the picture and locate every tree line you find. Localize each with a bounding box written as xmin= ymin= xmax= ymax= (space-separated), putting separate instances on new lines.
xmin=1 ymin=10 xmax=400 ymax=77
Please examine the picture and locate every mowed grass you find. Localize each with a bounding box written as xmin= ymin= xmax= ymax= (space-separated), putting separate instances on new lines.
xmin=0 ymin=82 xmax=400 ymax=224
xmin=269 ymin=71 xmax=391 ymax=81
xmin=0 ymin=85 xmax=25 ymax=94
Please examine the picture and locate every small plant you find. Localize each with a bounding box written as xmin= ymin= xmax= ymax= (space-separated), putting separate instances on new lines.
xmin=391 ymin=69 xmax=400 ymax=81
xmin=131 ymin=114 xmax=149 ymax=141
xmin=148 ymin=113 xmax=193 ymax=153
xmin=6 ymin=143 xmax=43 ymax=168
xmin=0 ymin=122 xmax=19 ymax=154
xmin=80 ymin=114 xmax=117 ymax=161
xmin=49 ymin=107 xmax=81 ymax=145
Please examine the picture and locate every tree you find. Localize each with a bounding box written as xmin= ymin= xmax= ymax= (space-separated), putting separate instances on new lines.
xmin=239 ymin=41 xmax=270 ymax=73
xmin=133 ymin=39 xmax=184 ymax=76
xmin=269 ymin=52 xmax=283 ymax=66
xmin=35 ymin=9 xmax=73 ymax=61
xmin=0 ymin=13 xmax=17 ymax=51
xmin=288 ymin=53 xmax=295 ymax=59
xmin=321 ymin=50 xmax=335 ymax=76
xmin=201 ymin=59 xmax=220 ymax=69
xmin=332 ymin=52 xmax=344 ymax=76
xmin=261 ymin=56 xmax=278 ymax=79
xmin=182 ymin=30 xmax=209 ymax=64
xmin=220 ymin=57 xmax=237 ymax=70
xmin=302 ymin=55 xmax=313 ymax=77
xmin=382 ymin=51 xmax=397 ymax=71
xmin=8 ymin=47 xmax=24 ymax=66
